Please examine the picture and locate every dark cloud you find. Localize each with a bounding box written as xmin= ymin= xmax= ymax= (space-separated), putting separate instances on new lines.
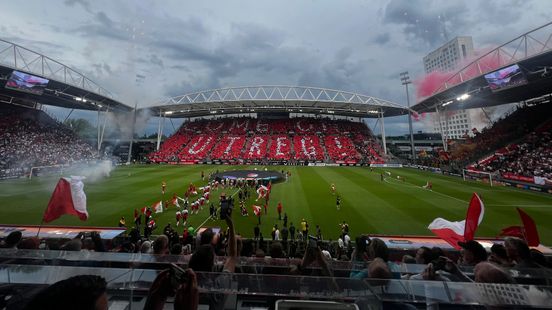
xmin=2 ymin=0 xmax=547 ymax=136
xmin=73 ymin=11 xmax=130 ymax=41
xmin=383 ymin=0 xmax=468 ymax=48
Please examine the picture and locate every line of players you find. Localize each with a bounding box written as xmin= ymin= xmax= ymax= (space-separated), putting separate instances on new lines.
xmin=169 ymin=175 xmax=280 ymax=228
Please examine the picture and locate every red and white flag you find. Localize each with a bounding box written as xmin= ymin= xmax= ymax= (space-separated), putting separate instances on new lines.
xmin=428 ymin=193 xmax=484 ymax=249
xmin=43 ymin=177 xmax=88 ymax=223
xmin=256 ymin=185 xmax=268 ymax=201
xmin=152 ymin=201 xmax=163 ymax=213
xmin=252 ymin=205 xmax=262 ymax=216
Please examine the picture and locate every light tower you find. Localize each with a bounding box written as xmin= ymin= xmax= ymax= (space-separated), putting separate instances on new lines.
xmin=400 ymin=71 xmax=416 ymax=161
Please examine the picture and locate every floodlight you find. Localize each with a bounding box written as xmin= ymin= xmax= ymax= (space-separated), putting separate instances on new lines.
xmin=456 ymin=93 xmax=470 ymax=101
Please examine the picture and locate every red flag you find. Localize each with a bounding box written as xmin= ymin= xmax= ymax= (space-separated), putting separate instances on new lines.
xmin=428 ymin=193 xmax=484 ymax=249
xmin=43 ymin=177 xmax=88 ymax=223
xmin=517 ymin=208 xmax=540 ymax=246
xmin=464 ymin=193 xmax=485 ymax=241
xmin=499 ymin=225 xmax=524 ymax=239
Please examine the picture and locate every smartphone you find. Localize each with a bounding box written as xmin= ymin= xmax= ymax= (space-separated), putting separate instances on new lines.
xmin=169 ymin=263 xmax=188 ymax=287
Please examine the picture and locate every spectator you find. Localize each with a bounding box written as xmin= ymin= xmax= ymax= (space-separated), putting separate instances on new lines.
xmin=269 ymin=242 xmax=285 ymax=258
xmin=367 ymin=258 xmax=392 ymax=283
xmin=415 ymin=246 xmax=433 ymax=265
xmin=171 ymin=243 xmax=183 ymax=255
xmin=458 ymin=240 xmax=488 ymax=266
xmin=153 ymin=235 xmax=169 ymax=255
xmin=474 ymin=262 xmax=515 ymax=284
xmin=188 ymin=245 xmax=215 ymax=272
xmin=281 ymin=225 xmax=289 ymax=242
xmin=489 ymin=243 xmax=513 ymax=267
xmin=253 ymin=224 xmax=260 ymax=240
xmin=504 ymin=237 xmax=540 ymax=269
xmin=530 ymin=249 xmax=550 ymax=268
xmin=143 ymin=268 xmax=199 ymax=310
xmin=402 ymin=255 xmax=416 ymax=264
xmin=368 ymin=238 xmax=389 ymax=262
xmin=140 ymin=241 xmax=152 ymax=254
xmin=289 ymin=222 xmax=295 ymax=240
xmin=24 ymin=275 xmax=107 ymax=310
xmin=1 ymin=231 xmax=22 ymax=249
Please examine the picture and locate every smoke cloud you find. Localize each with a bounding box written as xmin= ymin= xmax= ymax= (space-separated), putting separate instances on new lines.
xmin=414 ymin=47 xmax=507 ymax=101
xmin=64 ymin=160 xmax=115 ymax=183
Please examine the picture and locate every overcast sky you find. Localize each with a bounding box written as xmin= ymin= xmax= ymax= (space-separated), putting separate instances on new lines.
xmin=1 ymin=0 xmax=551 ymax=136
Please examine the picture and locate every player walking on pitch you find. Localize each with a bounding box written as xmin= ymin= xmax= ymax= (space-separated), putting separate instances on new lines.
xmin=330 ymin=183 xmax=336 ymax=195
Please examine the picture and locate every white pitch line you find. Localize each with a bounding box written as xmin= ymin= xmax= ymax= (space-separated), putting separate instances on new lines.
xmin=384 ymin=176 xmax=467 ymax=204
xmin=385 ymin=176 xmax=552 ymax=208
xmin=486 ymin=204 xmax=552 ymax=208
xmin=196 ymin=187 xmax=242 ymax=229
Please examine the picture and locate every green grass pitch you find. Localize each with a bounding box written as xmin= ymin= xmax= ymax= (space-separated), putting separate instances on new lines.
xmin=1 ymin=165 xmax=551 ymax=245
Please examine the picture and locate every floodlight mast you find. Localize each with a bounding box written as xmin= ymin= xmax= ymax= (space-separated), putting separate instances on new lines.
xmin=400 ymin=72 xmax=416 ymax=162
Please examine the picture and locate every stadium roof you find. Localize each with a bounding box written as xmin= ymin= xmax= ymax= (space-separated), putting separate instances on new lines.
xmin=0 ymin=38 xmax=131 ymax=113
xmin=143 ymin=86 xmax=412 ymax=118
xmin=412 ymin=21 xmax=552 ymax=114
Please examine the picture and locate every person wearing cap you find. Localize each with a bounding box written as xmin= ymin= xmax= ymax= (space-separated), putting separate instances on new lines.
xmin=458 ymin=240 xmax=488 ymax=266
xmin=1 ymin=231 xmax=22 ymax=249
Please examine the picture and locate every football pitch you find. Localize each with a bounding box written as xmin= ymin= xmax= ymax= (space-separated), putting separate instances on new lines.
xmin=1 ymin=165 xmax=552 ymax=245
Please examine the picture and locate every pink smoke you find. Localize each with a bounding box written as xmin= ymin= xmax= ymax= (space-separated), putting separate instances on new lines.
xmin=414 ymin=46 xmax=508 ymax=101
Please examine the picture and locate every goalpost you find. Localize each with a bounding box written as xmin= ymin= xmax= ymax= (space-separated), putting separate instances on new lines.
xmin=462 ymin=169 xmax=494 ymax=186
xmin=29 ymin=164 xmax=66 ymax=179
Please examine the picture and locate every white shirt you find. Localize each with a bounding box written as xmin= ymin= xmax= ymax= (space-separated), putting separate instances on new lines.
xmin=274 ymin=229 xmax=280 ymax=240
xmin=344 ymin=235 xmax=351 ymax=247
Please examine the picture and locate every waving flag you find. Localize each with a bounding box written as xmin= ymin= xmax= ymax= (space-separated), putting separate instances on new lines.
xmin=499 ymin=208 xmax=540 ymax=246
xmin=252 ymin=205 xmax=262 ymax=216
xmin=171 ymin=194 xmax=181 ymax=208
xmin=43 ymin=177 xmax=88 ymax=223
xmin=152 ymin=201 xmax=163 ymax=213
xmin=428 ymin=193 xmax=485 ymax=249
xmin=256 ymin=185 xmax=268 ymax=201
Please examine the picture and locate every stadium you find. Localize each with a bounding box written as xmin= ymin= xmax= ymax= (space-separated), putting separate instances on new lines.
xmin=1 ymin=4 xmax=552 ymax=310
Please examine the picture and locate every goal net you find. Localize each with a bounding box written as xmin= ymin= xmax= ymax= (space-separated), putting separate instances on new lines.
xmin=29 ymin=164 xmax=66 ymax=179
xmin=462 ymin=169 xmax=494 ymax=186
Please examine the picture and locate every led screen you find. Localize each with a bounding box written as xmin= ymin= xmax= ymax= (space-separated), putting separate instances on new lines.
xmin=5 ymin=70 xmax=49 ymax=95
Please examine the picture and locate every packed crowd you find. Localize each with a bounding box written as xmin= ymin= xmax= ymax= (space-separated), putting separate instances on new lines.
xmin=0 ymin=108 xmax=97 ymax=178
xmin=1 ymin=216 xmax=550 ymax=309
xmin=470 ymin=127 xmax=552 ymax=180
xmin=148 ymin=117 xmax=383 ymax=164
xmin=451 ymin=102 xmax=552 ymax=165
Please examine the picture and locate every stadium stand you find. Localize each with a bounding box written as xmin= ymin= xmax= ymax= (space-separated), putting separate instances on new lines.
xmin=451 ymin=102 xmax=552 ymax=187
xmin=0 ymin=104 xmax=97 ymax=178
xmin=1 ymin=220 xmax=551 ymax=309
xmin=149 ymin=117 xmax=384 ymax=164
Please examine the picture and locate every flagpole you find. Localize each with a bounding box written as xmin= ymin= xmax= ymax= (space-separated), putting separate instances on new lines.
xmin=36 ymin=219 xmax=44 ymax=238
